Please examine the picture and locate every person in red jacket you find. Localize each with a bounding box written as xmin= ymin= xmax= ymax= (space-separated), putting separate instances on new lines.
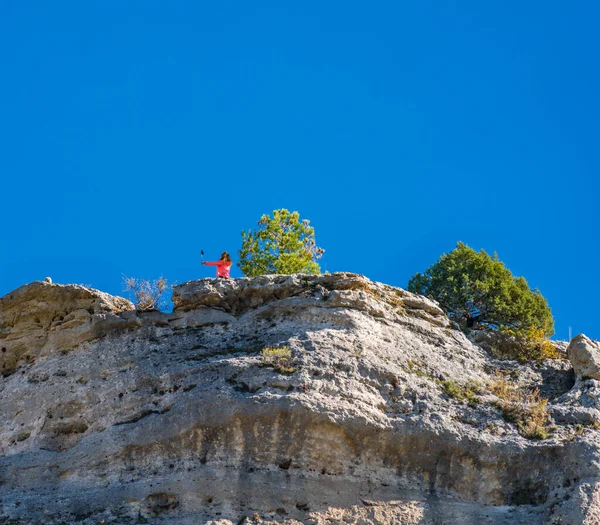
xmin=202 ymin=251 xmax=232 ymax=279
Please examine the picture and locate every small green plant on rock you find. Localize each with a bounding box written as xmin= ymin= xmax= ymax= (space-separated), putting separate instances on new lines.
xmin=569 ymin=420 xmax=600 ymax=439
xmin=440 ymin=379 xmax=481 ymax=405
xmin=261 ymin=347 xmax=296 ymax=374
xmin=488 ymin=373 xmax=550 ymax=440
xmin=405 ymin=359 xmax=429 ymax=378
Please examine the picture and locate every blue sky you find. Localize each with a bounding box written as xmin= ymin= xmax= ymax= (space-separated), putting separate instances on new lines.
xmin=1 ymin=1 xmax=598 ymax=340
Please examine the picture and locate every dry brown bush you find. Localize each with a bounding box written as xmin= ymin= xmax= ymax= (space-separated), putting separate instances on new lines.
xmin=489 ymin=373 xmax=550 ymax=439
xmin=123 ymin=276 xmax=170 ymax=311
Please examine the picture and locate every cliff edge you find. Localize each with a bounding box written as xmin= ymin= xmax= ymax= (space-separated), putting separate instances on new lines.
xmin=0 ymin=273 xmax=598 ymax=524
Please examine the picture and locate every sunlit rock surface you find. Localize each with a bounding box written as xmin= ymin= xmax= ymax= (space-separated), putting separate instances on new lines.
xmin=0 ymin=274 xmax=597 ymax=524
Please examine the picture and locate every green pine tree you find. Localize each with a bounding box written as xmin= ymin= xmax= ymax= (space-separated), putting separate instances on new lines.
xmin=238 ymin=209 xmax=325 ymax=277
xmin=408 ymin=242 xmax=554 ymax=337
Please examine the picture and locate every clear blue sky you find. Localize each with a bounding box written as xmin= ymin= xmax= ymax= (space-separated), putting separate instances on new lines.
xmin=1 ymin=1 xmax=598 ymax=340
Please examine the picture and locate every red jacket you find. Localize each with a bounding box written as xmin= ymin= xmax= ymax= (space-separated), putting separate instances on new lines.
xmin=205 ymin=260 xmax=232 ymax=278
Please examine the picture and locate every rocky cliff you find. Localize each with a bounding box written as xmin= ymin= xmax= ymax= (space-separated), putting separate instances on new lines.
xmin=0 ymin=273 xmax=599 ymax=525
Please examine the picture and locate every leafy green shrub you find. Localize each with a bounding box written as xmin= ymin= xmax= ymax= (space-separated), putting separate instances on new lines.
xmin=408 ymin=242 xmax=554 ymax=350
xmin=488 ymin=374 xmax=550 ymax=439
xmin=260 ymin=347 xmax=296 ymax=374
xmin=239 ymin=209 xmax=324 ymax=277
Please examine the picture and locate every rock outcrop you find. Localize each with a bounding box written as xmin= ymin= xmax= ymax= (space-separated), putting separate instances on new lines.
xmin=568 ymin=334 xmax=600 ymax=380
xmin=0 ymin=273 xmax=598 ymax=524
xmin=0 ymin=282 xmax=133 ymax=377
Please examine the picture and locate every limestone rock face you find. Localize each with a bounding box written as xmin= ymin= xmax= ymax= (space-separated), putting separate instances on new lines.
xmin=568 ymin=334 xmax=600 ymax=380
xmin=0 ymin=273 xmax=598 ymax=524
xmin=172 ymin=273 xmax=448 ymax=325
xmin=0 ymin=281 xmax=134 ymax=377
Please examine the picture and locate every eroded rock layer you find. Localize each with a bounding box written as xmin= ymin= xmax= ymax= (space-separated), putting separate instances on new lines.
xmin=0 ymin=274 xmax=598 ymax=524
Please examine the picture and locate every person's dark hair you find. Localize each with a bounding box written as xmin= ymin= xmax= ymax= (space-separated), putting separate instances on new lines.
xmin=221 ymin=251 xmax=232 ymax=263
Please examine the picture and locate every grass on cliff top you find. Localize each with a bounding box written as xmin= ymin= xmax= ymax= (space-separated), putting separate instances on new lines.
xmin=260 ymin=346 xmax=296 ymax=374
xmin=489 ymin=373 xmax=550 ymax=440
